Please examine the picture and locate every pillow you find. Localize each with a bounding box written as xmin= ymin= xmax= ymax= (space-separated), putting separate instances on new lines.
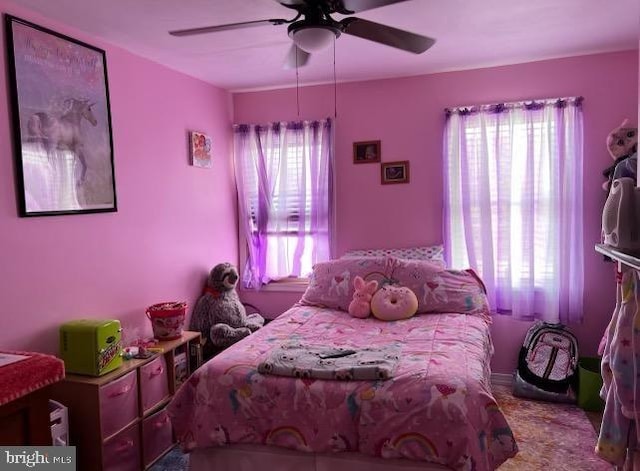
xmin=342 ymin=245 xmax=445 ymax=265
xmin=301 ymin=256 xmax=488 ymax=316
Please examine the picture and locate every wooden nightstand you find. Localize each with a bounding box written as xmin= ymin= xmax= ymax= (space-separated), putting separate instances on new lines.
xmin=51 ymin=331 xmax=202 ymax=471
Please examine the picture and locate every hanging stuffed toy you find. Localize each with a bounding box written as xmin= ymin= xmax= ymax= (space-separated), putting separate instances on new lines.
xmin=602 ymin=119 xmax=638 ymax=193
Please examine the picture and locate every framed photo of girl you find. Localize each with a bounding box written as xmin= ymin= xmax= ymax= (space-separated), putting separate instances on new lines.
xmin=5 ymin=15 xmax=117 ymax=217
xmin=381 ymin=160 xmax=410 ymax=184
xmin=353 ymin=140 xmax=381 ymax=164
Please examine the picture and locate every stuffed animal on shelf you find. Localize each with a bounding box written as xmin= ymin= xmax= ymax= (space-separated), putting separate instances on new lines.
xmin=348 ymin=276 xmax=379 ymax=318
xmin=602 ymin=119 xmax=638 ymax=193
xmin=190 ymin=263 xmax=264 ymax=350
xmin=371 ymin=285 xmax=419 ymax=321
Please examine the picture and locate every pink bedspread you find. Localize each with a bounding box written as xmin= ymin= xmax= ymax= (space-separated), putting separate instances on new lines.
xmin=168 ymin=306 xmax=517 ymax=470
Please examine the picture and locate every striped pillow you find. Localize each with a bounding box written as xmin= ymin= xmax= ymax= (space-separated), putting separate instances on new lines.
xmin=343 ymin=245 xmax=445 ymax=264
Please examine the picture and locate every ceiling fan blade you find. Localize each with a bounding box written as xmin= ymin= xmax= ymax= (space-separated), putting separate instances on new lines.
xmin=335 ymin=0 xmax=411 ymax=14
xmin=169 ymin=18 xmax=288 ymax=37
xmin=275 ymin=0 xmax=307 ymax=8
xmin=283 ymin=44 xmax=311 ymax=69
xmin=340 ymin=17 xmax=435 ymax=54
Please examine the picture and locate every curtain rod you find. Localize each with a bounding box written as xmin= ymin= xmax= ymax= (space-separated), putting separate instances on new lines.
xmin=233 ymin=119 xmax=333 ymax=134
xmin=445 ymin=96 xmax=584 ymax=116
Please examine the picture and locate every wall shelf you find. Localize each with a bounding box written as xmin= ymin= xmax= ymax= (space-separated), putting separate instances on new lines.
xmin=595 ymin=244 xmax=640 ymax=270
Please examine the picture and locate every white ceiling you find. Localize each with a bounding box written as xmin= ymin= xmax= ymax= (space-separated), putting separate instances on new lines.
xmin=12 ymin=0 xmax=640 ymax=91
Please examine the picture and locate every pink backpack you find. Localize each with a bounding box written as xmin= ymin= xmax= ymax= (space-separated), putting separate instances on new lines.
xmin=517 ymin=321 xmax=579 ymax=394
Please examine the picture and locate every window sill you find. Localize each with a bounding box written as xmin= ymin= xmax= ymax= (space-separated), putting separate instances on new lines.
xmin=242 ymin=279 xmax=309 ymax=293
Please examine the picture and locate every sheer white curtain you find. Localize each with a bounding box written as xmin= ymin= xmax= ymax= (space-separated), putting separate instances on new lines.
xmin=234 ymin=120 xmax=333 ymax=288
xmin=444 ymin=98 xmax=584 ymax=323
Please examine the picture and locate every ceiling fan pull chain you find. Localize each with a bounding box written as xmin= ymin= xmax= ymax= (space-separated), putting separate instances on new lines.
xmin=333 ymin=36 xmax=337 ymax=119
xmin=296 ymin=47 xmax=300 ymax=118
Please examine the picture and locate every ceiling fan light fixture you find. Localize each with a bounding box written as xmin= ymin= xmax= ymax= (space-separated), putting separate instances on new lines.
xmin=289 ymin=25 xmax=340 ymax=53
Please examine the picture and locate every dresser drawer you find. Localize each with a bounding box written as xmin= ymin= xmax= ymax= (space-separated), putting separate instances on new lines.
xmin=140 ymin=356 xmax=169 ymax=413
xmin=103 ymin=423 xmax=140 ymax=471
xmin=142 ymin=408 xmax=174 ymax=466
xmin=99 ymin=371 xmax=138 ymax=439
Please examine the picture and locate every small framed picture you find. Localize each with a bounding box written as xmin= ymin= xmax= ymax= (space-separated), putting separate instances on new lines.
xmin=381 ymin=161 xmax=410 ymax=184
xmin=190 ymin=131 xmax=212 ymax=168
xmin=353 ymin=140 xmax=381 ymax=164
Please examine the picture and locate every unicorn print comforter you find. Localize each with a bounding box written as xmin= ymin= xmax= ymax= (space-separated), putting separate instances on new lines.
xmin=168 ymin=305 xmax=517 ymax=470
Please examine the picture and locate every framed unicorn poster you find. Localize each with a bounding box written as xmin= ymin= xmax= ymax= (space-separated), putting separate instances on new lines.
xmin=5 ymin=15 xmax=116 ymax=216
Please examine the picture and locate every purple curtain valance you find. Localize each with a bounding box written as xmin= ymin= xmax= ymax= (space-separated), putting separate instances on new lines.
xmin=445 ymin=96 xmax=584 ymax=118
xmin=233 ymin=119 xmax=332 ymax=135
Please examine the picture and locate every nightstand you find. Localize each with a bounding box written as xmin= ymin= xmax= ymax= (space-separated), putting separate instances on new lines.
xmin=51 ymin=331 xmax=202 ymax=471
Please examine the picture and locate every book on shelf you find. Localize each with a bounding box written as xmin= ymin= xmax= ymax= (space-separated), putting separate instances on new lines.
xmin=189 ymin=340 xmax=203 ymax=372
xmin=174 ymin=352 xmax=188 ymax=389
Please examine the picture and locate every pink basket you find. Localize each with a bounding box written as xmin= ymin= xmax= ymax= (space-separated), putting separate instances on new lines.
xmin=146 ymin=302 xmax=187 ymax=340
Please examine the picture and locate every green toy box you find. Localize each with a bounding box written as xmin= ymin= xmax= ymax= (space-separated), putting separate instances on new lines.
xmin=60 ymin=319 xmax=123 ymax=376
xmin=578 ymin=357 xmax=605 ymax=412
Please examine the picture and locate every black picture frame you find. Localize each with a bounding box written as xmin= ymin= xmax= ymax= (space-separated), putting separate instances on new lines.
xmin=5 ymin=14 xmax=117 ymax=217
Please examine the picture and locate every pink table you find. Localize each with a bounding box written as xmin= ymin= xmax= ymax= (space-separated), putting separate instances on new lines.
xmin=0 ymin=350 xmax=65 ymax=445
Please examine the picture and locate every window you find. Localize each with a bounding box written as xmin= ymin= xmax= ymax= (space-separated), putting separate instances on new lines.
xmin=449 ymin=120 xmax=554 ymax=286
xmin=444 ymin=98 xmax=584 ymax=323
xmin=234 ymin=120 xmax=333 ymax=289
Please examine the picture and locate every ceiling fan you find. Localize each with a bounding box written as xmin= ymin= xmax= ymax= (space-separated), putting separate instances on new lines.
xmin=169 ymin=0 xmax=436 ymax=69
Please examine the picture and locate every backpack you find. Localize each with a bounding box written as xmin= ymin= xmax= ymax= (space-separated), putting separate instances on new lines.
xmin=517 ymin=321 xmax=579 ymax=394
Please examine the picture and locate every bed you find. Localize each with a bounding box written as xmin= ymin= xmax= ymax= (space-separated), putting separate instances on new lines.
xmin=168 ymin=303 xmax=517 ymax=470
xmin=169 ymin=255 xmax=517 ymax=470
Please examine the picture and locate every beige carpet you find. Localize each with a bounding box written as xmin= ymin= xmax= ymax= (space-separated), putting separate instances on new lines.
xmin=493 ymin=385 xmax=611 ymax=470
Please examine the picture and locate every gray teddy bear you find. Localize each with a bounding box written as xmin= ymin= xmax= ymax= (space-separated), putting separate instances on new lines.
xmin=190 ymin=263 xmax=264 ymax=350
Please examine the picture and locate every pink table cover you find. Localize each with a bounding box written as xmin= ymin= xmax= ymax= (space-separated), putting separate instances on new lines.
xmin=0 ymin=350 xmax=65 ymax=406
xmin=168 ymin=306 xmax=517 ymax=470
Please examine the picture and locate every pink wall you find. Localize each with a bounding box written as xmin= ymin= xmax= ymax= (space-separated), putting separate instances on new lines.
xmin=0 ymin=2 xmax=237 ymax=352
xmin=234 ymin=50 xmax=639 ymax=373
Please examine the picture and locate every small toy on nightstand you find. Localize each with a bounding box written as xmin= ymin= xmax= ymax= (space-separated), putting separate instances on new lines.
xmin=122 ymin=339 xmax=158 ymax=359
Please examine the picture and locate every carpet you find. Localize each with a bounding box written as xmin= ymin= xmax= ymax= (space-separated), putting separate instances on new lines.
xmin=151 ymin=385 xmax=611 ymax=470
xmin=493 ymin=384 xmax=611 ymax=470
xmin=149 ymin=446 xmax=188 ymax=471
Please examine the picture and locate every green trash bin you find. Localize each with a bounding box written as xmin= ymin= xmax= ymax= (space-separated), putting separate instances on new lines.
xmin=578 ymin=357 xmax=605 ymax=412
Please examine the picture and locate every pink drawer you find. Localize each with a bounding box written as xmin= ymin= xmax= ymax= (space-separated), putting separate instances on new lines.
xmin=142 ymin=408 xmax=174 ymax=466
xmin=140 ymin=356 xmax=169 ymax=413
xmin=99 ymin=370 xmax=138 ymax=439
xmin=103 ymin=423 xmax=140 ymax=471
